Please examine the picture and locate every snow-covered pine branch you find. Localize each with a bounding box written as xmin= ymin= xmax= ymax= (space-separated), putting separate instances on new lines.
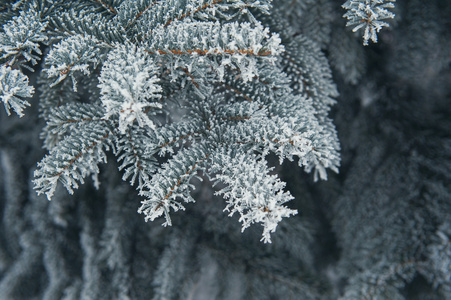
xmin=0 ymin=65 xmax=34 ymax=116
xmin=44 ymin=34 xmax=108 ymax=91
xmin=145 ymin=21 xmax=283 ymax=81
xmin=116 ymin=0 xmax=273 ymax=33
xmin=3 ymin=0 xmax=347 ymax=242
xmin=33 ymin=103 xmax=113 ymax=200
xmin=0 ymin=4 xmax=47 ymax=116
xmin=0 ymin=4 xmax=47 ymax=68
xmin=138 ymin=143 xmax=210 ymax=227
xmin=342 ymin=0 xmax=396 ymax=45
xmin=211 ymin=149 xmax=297 ymax=243
xmin=98 ymin=43 xmax=162 ymax=134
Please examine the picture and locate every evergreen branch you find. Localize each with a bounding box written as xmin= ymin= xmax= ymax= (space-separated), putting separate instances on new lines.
xmin=124 ymin=0 xmax=160 ymax=30
xmin=210 ymin=148 xmax=297 ymax=243
xmin=121 ymin=0 xmax=272 ymax=34
xmin=228 ymin=117 xmax=318 ymax=164
xmin=146 ymin=21 xmax=282 ymax=58
xmin=133 ymin=1 xmax=157 ymax=22
xmin=281 ymin=53 xmax=312 ymax=98
xmin=213 ymin=100 xmax=265 ymax=123
xmin=164 ymin=0 xmax=224 ymax=27
xmin=158 ymin=132 xmax=201 ymax=150
xmin=220 ymin=61 xmax=340 ymax=179
xmin=115 ymin=126 xmax=157 ymax=189
xmin=0 ymin=5 xmax=48 ymax=67
xmin=43 ymin=103 xmax=107 ymax=138
xmin=220 ymin=62 xmax=293 ymax=109
xmin=117 ymin=120 xmax=204 ymax=191
xmin=99 ymin=43 xmax=162 ymax=134
xmin=0 ymin=4 xmax=47 ymax=117
xmin=181 ymin=67 xmax=200 ymax=88
xmin=222 ymin=116 xmax=251 ymax=121
xmin=0 ymin=65 xmax=33 ymax=117
xmin=128 ymin=132 xmax=144 ymax=172
xmin=52 ymin=116 xmax=106 ymax=125
xmin=45 ymin=34 xmax=108 ymax=91
xmin=145 ymin=48 xmax=272 ymax=56
xmin=280 ymin=36 xmax=338 ymax=110
xmin=145 ymin=21 xmax=283 ymax=82
xmin=161 ymin=153 xmax=210 ymax=201
xmin=342 ymin=0 xmax=396 ymax=45
xmin=233 ymin=136 xmax=310 ymax=148
xmin=34 ymin=123 xmax=114 ymax=200
xmin=15 ymin=0 xmax=342 ymax=245
xmin=91 ymin=0 xmax=117 ymax=15
xmin=55 ymin=133 xmax=111 ymax=177
xmin=149 ymin=120 xmax=205 ymax=156
xmin=138 ymin=145 xmax=210 ymax=226
xmin=223 ymin=83 xmax=253 ymax=101
xmin=49 ymin=8 xmax=124 ymax=43
xmin=37 ymin=72 xmax=82 ymax=123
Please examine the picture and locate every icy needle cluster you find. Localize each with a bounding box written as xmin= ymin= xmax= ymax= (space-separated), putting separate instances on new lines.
xmin=343 ymin=0 xmax=396 ymax=45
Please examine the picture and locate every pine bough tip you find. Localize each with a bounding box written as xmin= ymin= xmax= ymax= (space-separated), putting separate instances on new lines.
xmin=342 ymin=0 xmax=396 ymax=46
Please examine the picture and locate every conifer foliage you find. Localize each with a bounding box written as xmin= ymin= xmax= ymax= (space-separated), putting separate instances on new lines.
xmin=2 ymin=0 xmax=451 ymax=300
xmin=0 ymin=0 xmax=345 ymax=242
xmin=342 ymin=0 xmax=396 ymax=45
